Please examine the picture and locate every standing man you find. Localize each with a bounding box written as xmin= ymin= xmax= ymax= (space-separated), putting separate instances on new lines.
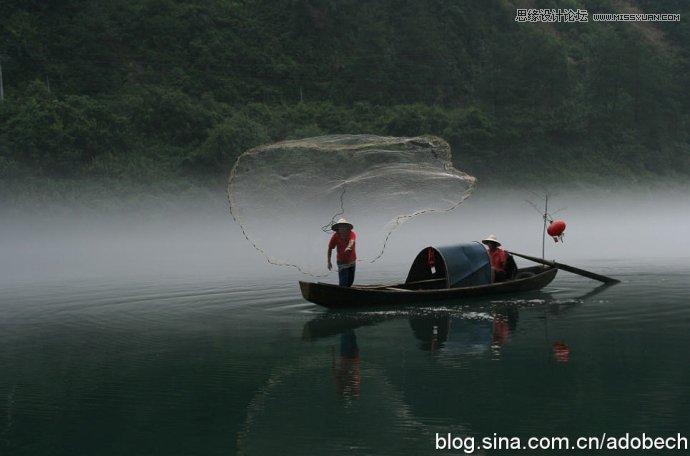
xmin=327 ymin=218 xmax=357 ymax=287
xmin=482 ymin=234 xmax=508 ymax=282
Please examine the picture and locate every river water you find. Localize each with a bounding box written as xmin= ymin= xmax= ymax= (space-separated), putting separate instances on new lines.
xmin=1 ymin=192 xmax=689 ymax=455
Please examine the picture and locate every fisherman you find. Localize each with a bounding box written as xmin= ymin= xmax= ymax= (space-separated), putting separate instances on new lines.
xmin=482 ymin=234 xmax=509 ymax=282
xmin=327 ymin=218 xmax=357 ymax=287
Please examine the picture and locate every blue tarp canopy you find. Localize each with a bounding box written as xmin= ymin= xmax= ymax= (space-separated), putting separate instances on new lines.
xmin=405 ymin=242 xmax=491 ymax=288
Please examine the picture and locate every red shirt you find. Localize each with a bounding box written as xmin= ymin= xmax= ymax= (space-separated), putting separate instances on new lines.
xmin=329 ymin=231 xmax=357 ymax=264
xmin=488 ymin=248 xmax=507 ymax=271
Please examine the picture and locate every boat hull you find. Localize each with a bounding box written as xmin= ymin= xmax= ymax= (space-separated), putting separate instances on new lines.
xmin=299 ymin=266 xmax=558 ymax=308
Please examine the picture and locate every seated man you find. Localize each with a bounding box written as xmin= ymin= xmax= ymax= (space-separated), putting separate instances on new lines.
xmin=482 ymin=235 xmax=510 ymax=282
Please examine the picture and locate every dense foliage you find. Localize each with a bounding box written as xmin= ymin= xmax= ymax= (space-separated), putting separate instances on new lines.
xmin=1 ymin=0 xmax=689 ymax=187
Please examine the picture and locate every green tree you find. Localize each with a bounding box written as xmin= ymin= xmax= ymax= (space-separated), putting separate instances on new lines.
xmin=185 ymin=114 xmax=270 ymax=174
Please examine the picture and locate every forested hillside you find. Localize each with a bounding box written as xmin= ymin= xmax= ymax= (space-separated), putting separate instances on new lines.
xmin=1 ymin=0 xmax=688 ymax=188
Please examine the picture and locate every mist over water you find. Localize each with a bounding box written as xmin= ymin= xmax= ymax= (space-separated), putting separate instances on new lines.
xmin=0 ymin=200 xmax=271 ymax=288
xmin=1 ymin=185 xmax=688 ymax=288
xmin=2 ymin=183 xmax=689 ymax=456
xmin=388 ymin=185 xmax=690 ymax=264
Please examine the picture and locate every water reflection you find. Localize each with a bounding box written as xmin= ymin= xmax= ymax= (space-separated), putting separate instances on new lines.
xmin=552 ymin=341 xmax=571 ymax=362
xmin=237 ymin=285 xmax=621 ymax=454
xmin=407 ymin=306 xmax=518 ymax=360
xmin=332 ymin=330 xmax=361 ymax=404
xmin=303 ymin=286 xmax=612 ymax=364
xmin=305 ymin=302 xmax=529 ymax=353
xmin=238 ymin=328 xmax=476 ymax=455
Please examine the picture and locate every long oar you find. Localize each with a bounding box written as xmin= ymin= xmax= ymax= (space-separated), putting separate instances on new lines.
xmin=508 ymin=251 xmax=620 ymax=284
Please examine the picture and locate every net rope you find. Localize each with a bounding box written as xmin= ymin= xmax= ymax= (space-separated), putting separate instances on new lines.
xmin=227 ymin=134 xmax=476 ymax=276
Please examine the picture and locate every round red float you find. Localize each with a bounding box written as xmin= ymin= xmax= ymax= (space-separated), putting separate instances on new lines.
xmin=547 ymin=219 xmax=566 ymax=242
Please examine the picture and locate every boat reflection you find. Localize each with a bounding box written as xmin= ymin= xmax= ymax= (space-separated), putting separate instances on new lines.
xmin=407 ymin=304 xmax=518 ymax=358
xmin=303 ymin=293 xmax=543 ymax=350
xmin=303 ymin=284 xmax=615 ymax=363
xmin=304 ymin=305 xmax=520 ymax=366
xmin=313 ymin=306 xmax=519 ymax=404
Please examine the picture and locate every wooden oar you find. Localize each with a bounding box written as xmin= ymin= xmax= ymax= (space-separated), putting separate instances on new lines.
xmin=507 ymin=251 xmax=621 ymax=284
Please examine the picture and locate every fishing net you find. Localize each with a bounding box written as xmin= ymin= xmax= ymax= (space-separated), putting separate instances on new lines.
xmin=227 ymin=134 xmax=476 ymax=275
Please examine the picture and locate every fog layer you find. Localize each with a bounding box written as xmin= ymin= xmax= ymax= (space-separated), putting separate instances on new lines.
xmin=1 ymin=186 xmax=688 ymax=288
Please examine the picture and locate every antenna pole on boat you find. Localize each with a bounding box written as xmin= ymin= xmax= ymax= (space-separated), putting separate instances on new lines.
xmin=541 ymin=195 xmax=548 ymax=260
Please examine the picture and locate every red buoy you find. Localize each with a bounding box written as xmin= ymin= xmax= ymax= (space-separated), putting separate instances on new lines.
xmin=547 ymin=219 xmax=566 ymax=242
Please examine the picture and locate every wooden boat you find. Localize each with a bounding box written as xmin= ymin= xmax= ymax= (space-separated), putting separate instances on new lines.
xmin=299 ymin=266 xmax=556 ymax=308
xmin=300 ymin=242 xmax=558 ymax=308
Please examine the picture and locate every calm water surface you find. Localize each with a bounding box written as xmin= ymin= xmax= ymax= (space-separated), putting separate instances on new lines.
xmin=1 ymin=258 xmax=689 ymax=455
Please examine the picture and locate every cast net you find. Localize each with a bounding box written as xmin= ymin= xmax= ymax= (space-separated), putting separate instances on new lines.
xmin=227 ymin=134 xmax=476 ymax=276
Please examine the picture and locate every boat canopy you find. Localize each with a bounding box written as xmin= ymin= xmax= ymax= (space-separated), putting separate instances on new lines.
xmin=405 ymin=242 xmax=491 ymax=289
